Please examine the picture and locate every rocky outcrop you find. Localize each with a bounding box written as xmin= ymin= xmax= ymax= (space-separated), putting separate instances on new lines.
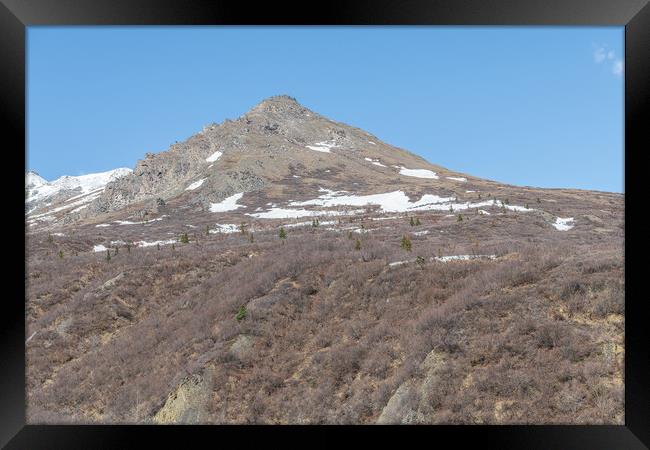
xmin=377 ymin=350 xmax=448 ymax=424
xmin=153 ymin=371 xmax=214 ymax=424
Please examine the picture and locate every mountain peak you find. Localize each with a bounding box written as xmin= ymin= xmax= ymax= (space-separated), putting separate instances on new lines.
xmin=26 ymin=170 xmax=47 ymax=188
xmin=258 ymin=94 xmax=300 ymax=106
xmin=246 ymin=95 xmax=310 ymax=119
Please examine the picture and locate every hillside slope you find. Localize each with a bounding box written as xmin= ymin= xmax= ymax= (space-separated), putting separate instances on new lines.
xmin=25 ymin=96 xmax=624 ymax=424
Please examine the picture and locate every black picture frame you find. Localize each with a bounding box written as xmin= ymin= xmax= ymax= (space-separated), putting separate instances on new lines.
xmin=2 ymin=1 xmax=648 ymax=448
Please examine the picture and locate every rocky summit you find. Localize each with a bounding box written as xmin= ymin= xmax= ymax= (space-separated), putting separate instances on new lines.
xmin=25 ymin=96 xmax=624 ymax=424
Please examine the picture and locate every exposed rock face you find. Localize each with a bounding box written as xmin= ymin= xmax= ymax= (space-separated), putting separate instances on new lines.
xmin=153 ymin=371 xmax=213 ymax=424
xmin=377 ymin=350 xmax=448 ymax=424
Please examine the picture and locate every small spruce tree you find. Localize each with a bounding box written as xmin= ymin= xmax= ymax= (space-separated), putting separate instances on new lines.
xmin=279 ymin=227 xmax=287 ymax=241
xmin=409 ymin=216 xmax=415 ymax=226
xmin=126 ymin=243 xmax=131 ymax=253
xmin=235 ymin=305 xmax=247 ymax=322
xmin=114 ymin=246 xmax=119 ymax=255
xmin=354 ymin=238 xmax=361 ymax=251
xmin=106 ymin=249 xmax=111 ymax=262
xmin=47 ymin=232 xmax=53 ymax=244
xmin=206 ymin=224 xmax=210 ymax=236
xmin=347 ymin=231 xmax=353 ymax=240
xmin=240 ymin=222 xmax=247 ymax=234
xmin=416 ymin=255 xmax=425 ymax=269
xmin=457 ymin=214 xmax=463 ymax=222
xmin=180 ymin=232 xmax=190 ymax=244
xmin=415 ymin=217 xmax=421 ymax=226
xmin=157 ymin=243 xmax=161 ymax=251
xmin=58 ymin=249 xmax=64 ymax=259
xmin=249 ymin=233 xmax=254 ymax=243
xmin=400 ymin=235 xmax=412 ymax=252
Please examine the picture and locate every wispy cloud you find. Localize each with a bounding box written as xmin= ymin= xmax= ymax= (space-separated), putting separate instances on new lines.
xmin=593 ymin=45 xmax=623 ymax=77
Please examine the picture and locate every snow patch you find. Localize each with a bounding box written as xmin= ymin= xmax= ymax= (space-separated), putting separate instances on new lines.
xmin=283 ymin=221 xmax=312 ymax=228
xmin=206 ymin=151 xmax=223 ymax=163
xmin=552 ymin=217 xmax=574 ymax=231
xmin=433 ymin=255 xmax=496 ymax=262
xmin=504 ymin=204 xmax=534 ymax=212
xmin=447 ymin=176 xmax=467 ymax=182
xmin=398 ymin=166 xmax=439 ymax=179
xmin=209 ymin=193 xmax=245 ymax=213
xmin=413 ymin=230 xmax=429 ymax=236
xmin=248 ymin=207 xmax=364 ymax=219
xmin=249 ymin=190 xmax=536 ymax=220
xmin=65 ymin=187 xmax=104 ymax=203
xmin=185 ymin=178 xmax=206 ymax=191
xmin=114 ymin=216 xmax=166 ymax=225
xmin=365 ymin=157 xmax=387 ymax=167
xmin=373 ymin=215 xmax=402 ymax=221
xmin=289 ymin=190 xmax=454 ymax=213
xmin=209 ymin=224 xmax=239 ymax=234
xmin=135 ymin=239 xmax=177 ymax=248
xmin=283 ymin=220 xmax=335 ymax=229
xmin=389 ymin=260 xmax=411 ymax=267
xmin=306 ymin=141 xmax=337 ymax=153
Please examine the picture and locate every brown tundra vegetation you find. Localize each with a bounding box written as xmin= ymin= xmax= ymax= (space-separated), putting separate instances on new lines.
xmin=26 ymin=195 xmax=624 ymax=424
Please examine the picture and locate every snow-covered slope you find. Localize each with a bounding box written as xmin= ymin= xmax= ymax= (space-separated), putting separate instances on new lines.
xmin=26 ymin=171 xmax=47 ymax=191
xmin=26 ymin=168 xmax=132 ymax=217
xmin=26 ymin=168 xmax=132 ymax=203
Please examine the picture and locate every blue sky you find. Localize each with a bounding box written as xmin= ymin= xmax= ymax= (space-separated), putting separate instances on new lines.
xmin=27 ymin=27 xmax=623 ymax=192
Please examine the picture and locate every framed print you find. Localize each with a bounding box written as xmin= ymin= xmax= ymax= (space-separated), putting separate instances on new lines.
xmin=2 ymin=0 xmax=648 ymax=448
